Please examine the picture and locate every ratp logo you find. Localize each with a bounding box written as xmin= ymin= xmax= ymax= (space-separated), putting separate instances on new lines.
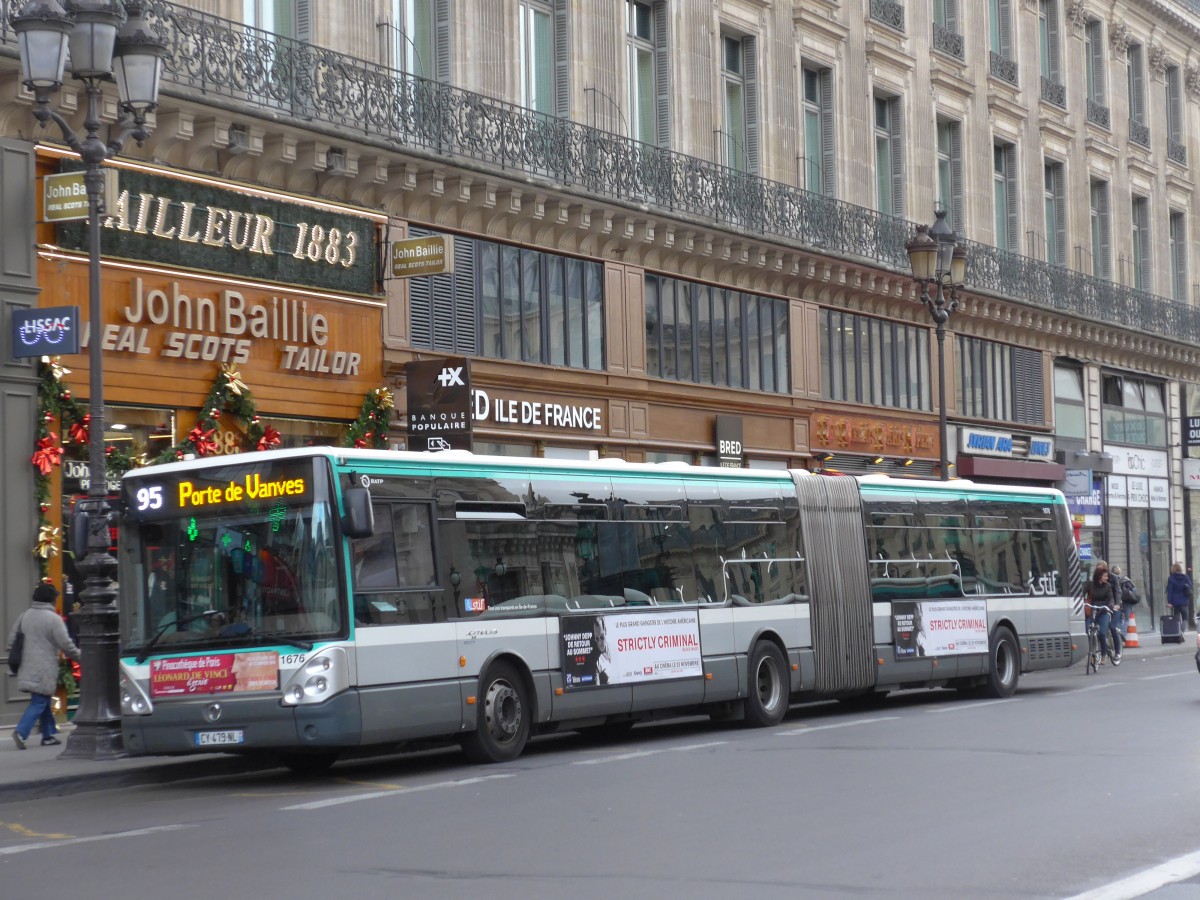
xmin=437 ymin=366 xmax=464 ymax=387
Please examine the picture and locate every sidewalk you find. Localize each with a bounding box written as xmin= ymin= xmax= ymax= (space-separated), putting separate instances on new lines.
xmin=1 ymin=633 xmax=1195 ymax=804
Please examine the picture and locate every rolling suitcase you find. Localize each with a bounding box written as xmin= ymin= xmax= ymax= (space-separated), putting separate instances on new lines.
xmin=1161 ymin=614 xmax=1185 ymax=644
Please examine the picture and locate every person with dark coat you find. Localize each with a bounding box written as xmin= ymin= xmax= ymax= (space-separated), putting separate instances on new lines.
xmin=1166 ymin=562 xmax=1193 ymax=629
xmin=1087 ymin=566 xmax=1120 ymax=665
xmin=6 ymin=583 xmax=80 ymax=749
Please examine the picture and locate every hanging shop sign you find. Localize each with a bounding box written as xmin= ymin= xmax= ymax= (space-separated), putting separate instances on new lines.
xmin=1107 ymin=445 xmax=1169 ymax=479
xmin=715 ymin=415 xmax=744 ymax=468
xmin=406 ymin=357 xmax=472 ymax=451
xmin=54 ymin=164 xmax=379 ymax=294
xmin=810 ymin=413 xmax=936 ymax=457
xmin=1184 ymin=415 xmax=1200 ymax=450
xmin=391 ymin=234 xmax=454 ymax=278
xmin=11 ymin=305 xmax=79 ymax=357
xmin=958 ymin=426 xmax=1055 ymax=462
xmin=43 ymin=169 xmax=118 ymax=222
xmin=1184 ymin=458 xmax=1200 ymax=490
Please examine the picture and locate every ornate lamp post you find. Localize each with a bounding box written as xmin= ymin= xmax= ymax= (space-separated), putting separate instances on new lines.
xmin=906 ymin=208 xmax=966 ymax=481
xmin=14 ymin=0 xmax=165 ymax=759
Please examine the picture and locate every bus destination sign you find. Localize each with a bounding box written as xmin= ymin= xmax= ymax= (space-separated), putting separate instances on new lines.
xmin=127 ymin=463 xmax=312 ymax=520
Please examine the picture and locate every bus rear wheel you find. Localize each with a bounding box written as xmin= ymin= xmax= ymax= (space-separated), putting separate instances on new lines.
xmin=461 ymin=662 xmax=531 ymax=764
xmin=982 ymin=626 xmax=1020 ymax=699
xmin=744 ymin=641 xmax=789 ymax=727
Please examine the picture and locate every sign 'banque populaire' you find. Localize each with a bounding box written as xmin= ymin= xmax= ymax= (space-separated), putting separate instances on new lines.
xmin=55 ymin=164 xmax=378 ymax=295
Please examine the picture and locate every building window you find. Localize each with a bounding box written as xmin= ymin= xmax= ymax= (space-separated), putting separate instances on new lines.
xmin=1039 ymin=0 xmax=1060 ymax=82
xmin=993 ymin=142 xmax=1017 ymax=253
xmin=989 ymin=0 xmax=1015 ymax=82
xmin=721 ymin=33 xmax=758 ymax=173
xmin=1043 ymin=160 xmax=1066 ymax=266
xmin=646 ymin=275 xmax=789 ymax=394
xmin=957 ymin=336 xmax=1045 ymax=425
xmin=802 ymin=65 xmax=834 ymax=196
xmin=243 ymin=0 xmax=308 ymax=38
xmin=1127 ymin=43 xmax=1145 ymax=125
xmin=937 ymin=119 xmax=963 ymax=235
xmin=1088 ymin=178 xmax=1110 ymax=280
xmin=410 ymin=232 xmax=603 ymax=371
xmin=626 ymin=0 xmax=669 ymax=147
xmin=1053 ymin=364 xmax=1086 ymax=440
xmin=1085 ymin=19 xmax=1107 ymax=126
xmin=1166 ymin=65 xmax=1185 ymax=165
xmin=1170 ymin=210 xmax=1188 ymax=302
xmin=385 ymin=0 xmax=447 ymax=82
xmin=1131 ymin=195 xmax=1150 ymax=292
xmin=820 ymin=309 xmax=930 ymax=411
xmin=520 ymin=0 xmax=566 ymax=117
xmin=874 ymin=94 xmax=903 ymax=217
xmin=1102 ymin=374 xmax=1166 ymax=446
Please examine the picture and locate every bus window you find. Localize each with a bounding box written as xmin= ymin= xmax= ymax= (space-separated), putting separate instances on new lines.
xmin=1018 ymin=517 xmax=1062 ymax=595
xmin=972 ymin=515 xmax=1026 ymax=594
xmin=351 ymin=502 xmax=440 ymax=624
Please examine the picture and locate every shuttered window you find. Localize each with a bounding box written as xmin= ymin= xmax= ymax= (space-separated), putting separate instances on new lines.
xmin=1089 ymin=179 xmax=1111 ymax=280
xmin=1166 ymin=66 xmax=1183 ymax=145
xmin=385 ymin=0 xmax=444 ymax=80
xmin=1039 ymin=0 xmax=1060 ymax=82
xmin=874 ymin=95 xmax=903 ymax=217
xmin=1085 ymin=19 xmax=1105 ymax=105
xmin=803 ymin=65 xmax=835 ymax=197
xmin=990 ymin=0 xmax=1012 ymax=59
xmin=958 ymin=337 xmax=1045 ymax=425
xmin=408 ymin=227 xmax=476 ymax=354
xmin=993 ymin=143 xmax=1018 ymax=253
xmin=1170 ymin=210 xmax=1187 ymax=302
xmin=1043 ymin=160 xmax=1066 ymax=266
xmin=1127 ymin=44 xmax=1145 ymax=125
xmin=519 ymin=0 xmax=556 ymax=115
xmin=937 ymin=119 xmax=963 ymax=235
xmin=1132 ymin=196 xmax=1151 ymax=292
xmin=626 ymin=1 xmax=669 ymax=147
xmin=721 ymin=33 xmax=758 ymax=173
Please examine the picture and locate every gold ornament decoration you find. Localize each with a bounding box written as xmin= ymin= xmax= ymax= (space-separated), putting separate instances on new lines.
xmin=35 ymin=525 xmax=61 ymax=559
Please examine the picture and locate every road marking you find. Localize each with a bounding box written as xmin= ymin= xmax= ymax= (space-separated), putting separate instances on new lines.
xmin=1066 ymin=846 xmax=1200 ymax=900
xmin=924 ymin=699 xmax=1014 ymax=714
xmin=1140 ymin=671 xmax=1191 ymax=681
xmin=1 ymin=822 xmax=72 ymax=840
xmin=1071 ymin=682 xmax=1124 ymax=693
xmin=281 ymin=773 xmax=515 ymax=810
xmin=776 ymin=716 xmax=900 ymax=736
xmin=573 ymin=740 xmax=728 ymax=765
xmin=0 ymin=824 xmax=192 ymax=856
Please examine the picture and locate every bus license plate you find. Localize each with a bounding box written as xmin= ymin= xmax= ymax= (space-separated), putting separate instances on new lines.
xmin=194 ymin=730 xmax=244 ymax=747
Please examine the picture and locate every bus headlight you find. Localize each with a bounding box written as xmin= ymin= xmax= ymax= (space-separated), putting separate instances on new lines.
xmin=280 ymin=647 xmax=348 ymax=706
xmin=119 ymin=661 xmax=154 ymax=716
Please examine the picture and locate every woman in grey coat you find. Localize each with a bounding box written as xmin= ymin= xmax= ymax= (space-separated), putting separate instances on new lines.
xmin=6 ymin=583 xmax=80 ymax=749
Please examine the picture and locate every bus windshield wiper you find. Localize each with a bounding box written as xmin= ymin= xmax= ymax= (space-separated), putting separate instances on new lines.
xmin=253 ymin=632 xmax=315 ymax=652
xmin=134 ymin=610 xmax=222 ymax=663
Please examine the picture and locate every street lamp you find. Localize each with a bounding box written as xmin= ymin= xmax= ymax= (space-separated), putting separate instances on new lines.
xmin=906 ymin=207 xmax=966 ymax=481
xmin=15 ymin=0 xmax=165 ymax=759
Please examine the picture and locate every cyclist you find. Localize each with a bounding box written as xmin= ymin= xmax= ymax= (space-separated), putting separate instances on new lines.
xmin=1086 ymin=564 xmax=1121 ymax=666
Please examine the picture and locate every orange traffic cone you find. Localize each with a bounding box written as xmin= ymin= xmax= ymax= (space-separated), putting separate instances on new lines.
xmin=1125 ymin=612 xmax=1140 ymax=648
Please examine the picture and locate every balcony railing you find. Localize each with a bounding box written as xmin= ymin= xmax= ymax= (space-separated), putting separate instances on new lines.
xmin=932 ymin=23 xmax=963 ymax=60
xmin=1040 ymin=77 xmax=1066 ymax=109
xmin=3 ymin=0 xmax=1200 ymax=343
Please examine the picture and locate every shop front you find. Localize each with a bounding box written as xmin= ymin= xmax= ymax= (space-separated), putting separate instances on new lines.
xmin=952 ymin=425 xmax=1065 ymax=486
xmin=1103 ymin=446 xmax=1172 ymax=630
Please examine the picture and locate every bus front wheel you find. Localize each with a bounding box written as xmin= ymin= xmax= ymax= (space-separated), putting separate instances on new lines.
xmin=462 ymin=662 xmax=531 ymax=764
xmin=744 ymin=641 xmax=789 ymax=727
xmin=983 ymin=626 xmax=1020 ymax=699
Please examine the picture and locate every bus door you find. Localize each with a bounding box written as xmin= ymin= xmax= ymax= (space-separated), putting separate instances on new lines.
xmin=792 ymin=474 xmax=875 ymax=694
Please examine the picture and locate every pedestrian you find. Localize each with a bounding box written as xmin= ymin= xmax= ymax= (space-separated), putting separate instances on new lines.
xmin=1166 ymin=562 xmax=1192 ymax=630
xmin=1111 ymin=565 xmax=1139 ymax=638
xmin=1086 ymin=563 xmax=1120 ymax=665
xmin=6 ymin=582 xmax=80 ymax=749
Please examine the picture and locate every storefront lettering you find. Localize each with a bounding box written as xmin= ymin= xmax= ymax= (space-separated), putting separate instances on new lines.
xmin=105 ymin=191 xmax=358 ymax=269
xmin=472 ymin=388 xmax=602 ymax=431
xmin=78 ymin=278 xmax=362 ymax=375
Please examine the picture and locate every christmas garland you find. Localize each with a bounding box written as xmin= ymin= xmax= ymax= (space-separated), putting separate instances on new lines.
xmin=33 ymin=356 xmax=394 ymax=570
xmin=343 ymin=387 xmax=395 ymax=449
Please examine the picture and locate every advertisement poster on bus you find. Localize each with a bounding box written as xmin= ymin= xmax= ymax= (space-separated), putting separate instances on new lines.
xmin=892 ymin=599 xmax=988 ymax=659
xmin=148 ymin=651 xmax=279 ymax=697
xmin=561 ymin=610 xmax=702 ymax=689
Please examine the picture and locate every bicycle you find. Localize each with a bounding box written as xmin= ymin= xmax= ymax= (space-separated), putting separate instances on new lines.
xmin=1084 ymin=603 xmax=1122 ymax=674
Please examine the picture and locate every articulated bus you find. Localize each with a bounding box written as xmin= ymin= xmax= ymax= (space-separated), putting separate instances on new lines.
xmin=117 ymin=448 xmax=1084 ymax=770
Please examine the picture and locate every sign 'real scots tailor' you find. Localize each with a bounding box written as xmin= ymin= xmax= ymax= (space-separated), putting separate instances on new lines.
xmin=55 ymin=164 xmax=379 ymax=295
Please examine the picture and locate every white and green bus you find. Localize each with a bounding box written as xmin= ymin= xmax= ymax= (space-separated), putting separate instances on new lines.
xmin=117 ymin=447 xmax=1084 ymax=769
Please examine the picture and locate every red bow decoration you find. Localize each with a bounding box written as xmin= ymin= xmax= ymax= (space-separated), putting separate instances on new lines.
xmin=354 ymin=431 xmax=374 ymax=449
xmin=69 ymin=414 xmax=90 ymax=445
xmin=188 ymin=425 xmax=218 ymax=456
xmin=256 ymin=425 xmax=282 ymax=451
xmin=32 ymin=434 xmax=64 ymax=475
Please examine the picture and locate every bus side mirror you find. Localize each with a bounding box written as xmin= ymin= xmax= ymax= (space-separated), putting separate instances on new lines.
xmin=342 ymin=487 xmax=375 ymax=538
xmin=69 ymin=510 xmax=89 ymax=560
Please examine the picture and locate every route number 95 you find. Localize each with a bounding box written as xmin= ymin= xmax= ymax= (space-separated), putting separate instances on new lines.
xmin=135 ymin=486 xmax=164 ymax=511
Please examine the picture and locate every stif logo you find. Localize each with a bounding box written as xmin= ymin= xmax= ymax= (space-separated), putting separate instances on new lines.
xmin=437 ymin=366 xmax=464 ymax=387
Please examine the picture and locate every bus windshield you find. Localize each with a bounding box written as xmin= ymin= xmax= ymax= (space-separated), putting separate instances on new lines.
xmin=119 ymin=457 xmax=344 ymax=656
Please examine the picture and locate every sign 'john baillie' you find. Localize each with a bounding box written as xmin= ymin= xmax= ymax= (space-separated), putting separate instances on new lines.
xmin=407 ymin=357 xmax=473 ymax=451
xmin=55 ymin=164 xmax=379 ymax=295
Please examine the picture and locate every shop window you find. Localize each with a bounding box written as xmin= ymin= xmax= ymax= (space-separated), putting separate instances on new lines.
xmin=258 ymin=416 xmax=347 ymax=448
xmin=1102 ymin=373 xmax=1166 ymax=447
xmin=821 ymin=309 xmax=929 ymax=411
xmin=957 ymin=336 xmax=1044 ymax=425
